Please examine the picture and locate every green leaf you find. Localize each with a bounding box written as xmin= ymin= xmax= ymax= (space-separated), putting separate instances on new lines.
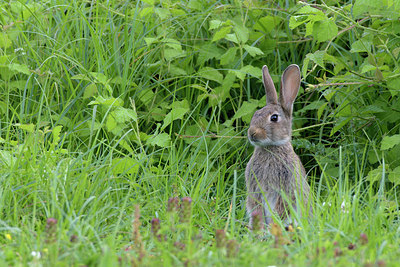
xmin=139 ymin=7 xmax=153 ymax=18
xmin=313 ymin=19 xmax=338 ymax=42
xmin=388 ymin=166 xmax=400 ymax=185
xmin=359 ymin=105 xmax=385 ymax=114
xmin=138 ymin=89 xmax=155 ymax=106
xmin=90 ymin=72 xmax=109 ymax=84
xmin=146 ymin=133 xmax=171 ymax=147
xmin=106 ymin=113 xmax=118 ymax=133
xmin=188 ymin=0 xmax=203 ymax=11
xmin=305 ymin=51 xmax=325 ymax=67
xmin=330 ymin=117 xmax=351 ymax=136
xmin=242 ymin=65 xmax=262 ymax=78
xmin=318 ymin=102 xmax=328 ymax=120
xmin=233 ymin=22 xmax=249 ymax=44
xmin=353 ymin=0 xmax=382 ymax=17
xmin=212 ymin=26 xmax=231 ymax=42
xmin=144 ymin=37 xmax=157 ymax=46
xmin=302 ymin=58 xmax=310 ymax=78
xmin=8 ymin=63 xmax=30 ymax=75
xmin=367 ymin=165 xmax=384 ymax=182
xmin=71 ymin=74 xmax=91 ymax=81
xmin=350 ymin=36 xmax=373 ymax=53
xmin=52 ymin=126 xmax=63 ymax=145
xmin=197 ymin=43 xmax=224 ymax=65
xmin=361 ymin=64 xmax=376 ymax=73
xmin=232 ymin=99 xmax=259 ymax=123
xmin=297 ymin=5 xmax=326 ymax=16
xmin=114 ymin=107 xmax=137 ymax=123
xmin=169 ymin=65 xmax=187 ymax=76
xmin=155 ymin=7 xmax=170 ymax=20
xmin=164 ymin=48 xmax=186 ymax=61
xmin=0 ymin=33 xmax=12 ymax=48
xmin=297 ymin=100 xmax=326 ymax=113
xmin=16 ymin=123 xmax=35 ymax=133
xmin=0 ymin=101 xmax=7 ymax=115
xmin=198 ymin=67 xmax=223 ymax=84
xmin=111 ymin=77 xmax=128 ymax=85
xmin=112 ymin=157 xmax=140 ymax=176
xmin=162 ymin=107 xmax=189 ymax=129
xmin=224 ymin=34 xmax=239 ymax=44
xmin=387 ymin=77 xmax=400 ymax=96
xmin=0 ymin=150 xmax=16 ymax=167
xmin=83 ymin=83 xmax=98 ymax=99
xmin=220 ymin=47 xmax=237 ymax=66
xmin=254 ymin=16 xmax=282 ymax=33
xmin=88 ymin=96 xmax=124 ymax=107
xmin=208 ymin=73 xmax=236 ymax=106
xmin=209 ymin=19 xmax=224 ymax=30
xmin=142 ymin=0 xmax=155 ymax=5
xmin=289 ymin=16 xmax=309 ymax=29
xmin=163 ymin=38 xmax=182 ymax=50
xmin=393 ymin=47 xmax=400 ymax=59
xmin=289 ymin=6 xmax=325 ymax=30
xmin=231 ymin=65 xmax=261 ymax=81
xmin=10 ymin=2 xmax=42 ymax=19
xmin=243 ymin=45 xmax=264 ymax=57
xmin=381 ymin=135 xmax=400 ymax=150
xmin=305 ymin=22 xmax=315 ymax=37
xmin=170 ymin=99 xmax=190 ymax=110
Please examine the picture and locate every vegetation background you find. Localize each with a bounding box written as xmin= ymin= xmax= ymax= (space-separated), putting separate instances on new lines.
xmin=1 ymin=0 xmax=400 ymax=266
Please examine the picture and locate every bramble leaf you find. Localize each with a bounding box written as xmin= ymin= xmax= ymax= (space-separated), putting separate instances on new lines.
xmin=146 ymin=133 xmax=171 ymax=147
xmin=381 ymin=135 xmax=400 ymax=150
xmin=198 ymin=67 xmax=223 ymax=84
xmin=8 ymin=63 xmax=30 ymax=75
xmin=313 ymin=19 xmax=338 ymax=42
xmin=243 ymin=45 xmax=264 ymax=57
xmin=212 ymin=26 xmax=231 ymax=42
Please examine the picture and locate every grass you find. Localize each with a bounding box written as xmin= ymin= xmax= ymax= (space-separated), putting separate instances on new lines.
xmin=1 ymin=0 xmax=399 ymax=266
xmin=1 ymin=130 xmax=398 ymax=266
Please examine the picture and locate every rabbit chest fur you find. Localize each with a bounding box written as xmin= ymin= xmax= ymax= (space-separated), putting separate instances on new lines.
xmin=245 ymin=143 xmax=309 ymax=225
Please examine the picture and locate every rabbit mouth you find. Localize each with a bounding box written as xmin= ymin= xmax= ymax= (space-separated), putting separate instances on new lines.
xmin=249 ymin=137 xmax=290 ymax=147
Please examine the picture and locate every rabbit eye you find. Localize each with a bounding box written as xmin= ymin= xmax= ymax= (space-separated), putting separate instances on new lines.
xmin=270 ymin=114 xmax=278 ymax=122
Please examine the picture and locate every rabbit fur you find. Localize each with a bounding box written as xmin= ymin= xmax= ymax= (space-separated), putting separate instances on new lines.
xmin=245 ymin=64 xmax=311 ymax=228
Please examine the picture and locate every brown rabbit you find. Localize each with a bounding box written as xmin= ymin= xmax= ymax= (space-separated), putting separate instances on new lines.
xmin=245 ymin=64 xmax=311 ymax=228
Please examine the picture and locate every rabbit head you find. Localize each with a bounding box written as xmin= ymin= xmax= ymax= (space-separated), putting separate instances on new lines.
xmin=248 ymin=64 xmax=301 ymax=147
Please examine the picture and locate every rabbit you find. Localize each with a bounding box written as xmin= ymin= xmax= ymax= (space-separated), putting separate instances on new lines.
xmin=245 ymin=64 xmax=311 ymax=228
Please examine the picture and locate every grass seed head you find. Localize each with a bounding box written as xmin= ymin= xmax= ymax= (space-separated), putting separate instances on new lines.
xmin=226 ymin=239 xmax=239 ymax=258
xmin=348 ymin=243 xmax=356 ymax=250
xmin=45 ymin=218 xmax=58 ymax=244
xmin=334 ymin=247 xmax=343 ymax=257
xmin=167 ymin=197 xmax=180 ymax=213
xmin=360 ymin=233 xmax=368 ymax=245
xmin=174 ymin=241 xmax=186 ymax=250
xmin=180 ymin=197 xmax=192 ymax=223
xmin=376 ymin=260 xmax=386 ymax=267
xmin=215 ymin=229 xmax=226 ymax=248
xmin=251 ymin=211 xmax=263 ymax=232
xmin=151 ymin=218 xmax=161 ymax=241
xmin=70 ymin=235 xmax=78 ymax=243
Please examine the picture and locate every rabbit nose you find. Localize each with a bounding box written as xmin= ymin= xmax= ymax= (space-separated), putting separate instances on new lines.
xmin=248 ymin=127 xmax=264 ymax=141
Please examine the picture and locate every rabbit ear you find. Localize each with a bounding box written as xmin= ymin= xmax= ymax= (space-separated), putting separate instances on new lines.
xmin=279 ymin=64 xmax=301 ymax=114
xmin=262 ymin=65 xmax=278 ymax=105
